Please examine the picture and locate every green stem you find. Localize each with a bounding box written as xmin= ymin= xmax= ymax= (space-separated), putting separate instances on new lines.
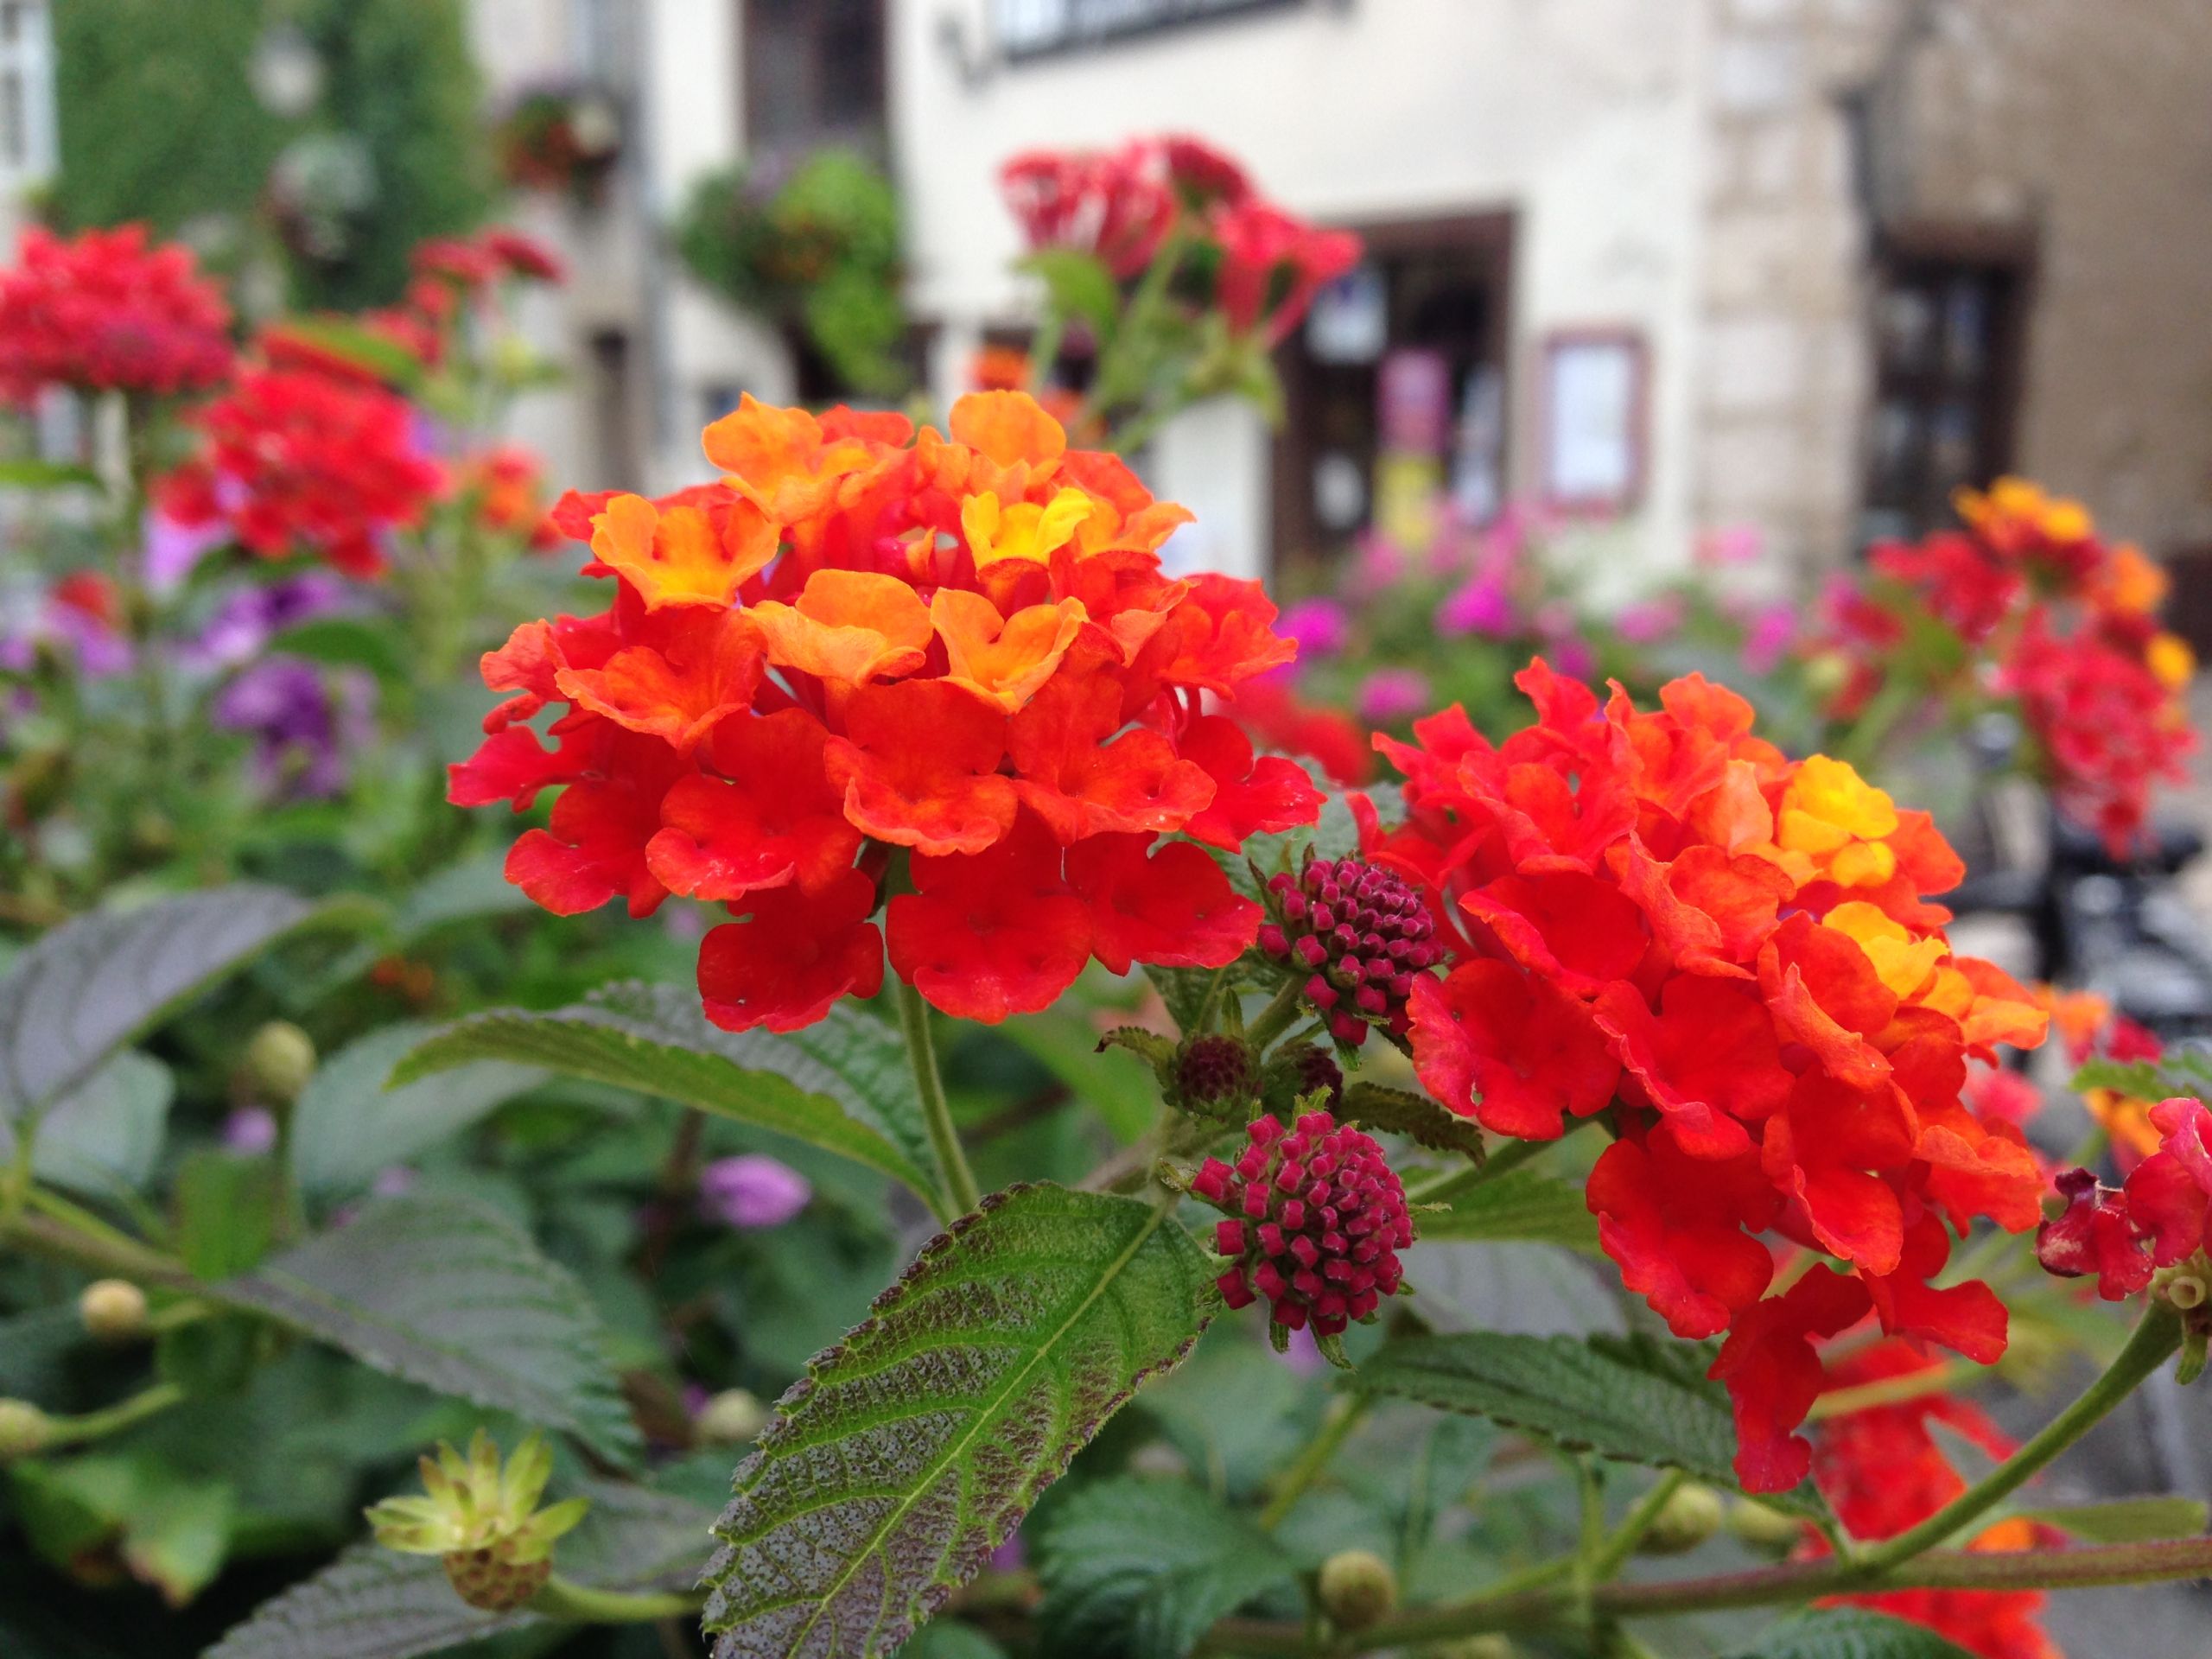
xmin=1244 ymin=980 xmax=1307 ymax=1052
xmin=44 ymin=1381 xmax=185 ymax=1448
xmin=529 ymin=1574 xmax=705 ymax=1624
xmin=1023 ymin=312 xmax=1065 ymax=397
xmin=0 ymin=1211 xmax=190 ymax=1286
xmin=898 ymin=980 xmax=977 ymax=1219
xmin=1407 ymin=1122 xmax=1585 ymax=1207
xmin=1257 ymin=1394 xmax=1368 ymax=1531
xmin=1808 ymin=1360 xmax=1976 ymax=1422
xmin=1585 ymin=1470 xmax=1687 ymax=1584
xmin=1852 ymin=1301 xmax=2183 ymax=1573
xmin=1204 ymin=1536 xmax=2212 ymax=1655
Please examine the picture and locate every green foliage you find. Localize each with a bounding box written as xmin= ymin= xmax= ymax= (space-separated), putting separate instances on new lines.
xmin=1728 ymin=1608 xmax=1978 ymax=1658
xmin=1337 ymin=1081 xmax=1485 ymax=1160
xmin=288 ymin=1020 xmax=545 ymax=1199
xmin=207 ymin=1194 xmax=642 ymax=1465
xmin=0 ymin=884 xmax=372 ymax=1123
xmin=204 ymin=1482 xmax=717 ymax=1659
xmin=2015 ymin=1495 xmax=2210 ymax=1542
xmin=702 ymin=1184 xmax=1216 ymax=1659
xmin=393 ymin=983 xmax=942 ymax=1210
xmin=49 ymin=0 xmax=488 ymax=308
xmin=1357 ymin=1332 xmax=1832 ymax=1521
xmin=1419 ymin=1169 xmax=1601 ymax=1253
xmin=15 ymin=1052 xmax=173 ymax=1198
xmin=1035 ymin=1476 xmax=1296 ymax=1659
xmin=2072 ymin=1046 xmax=2212 ymax=1102
xmin=673 ymin=150 xmax=908 ymax=396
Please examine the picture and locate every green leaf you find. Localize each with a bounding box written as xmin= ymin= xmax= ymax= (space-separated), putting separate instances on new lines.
xmin=392 ymin=852 xmax=539 ymax=939
xmin=1727 ymin=1608 xmax=1977 ymax=1658
xmin=1418 ymin=1169 xmax=1600 ymax=1254
xmin=203 ymin=1482 xmax=715 ymax=1659
xmin=0 ymin=459 xmax=103 ymax=490
xmin=1338 ymin=1082 xmax=1484 ymax=1160
xmin=1002 ymin=1009 xmax=1160 ymax=1142
xmin=2014 ymin=1495 xmax=2210 ymax=1543
xmin=175 ymin=1150 xmax=283 ymax=1281
xmin=9 ymin=1454 xmax=238 ymax=1607
xmin=264 ymin=316 xmax=427 ymax=391
xmin=207 ymin=1194 xmax=642 ymax=1465
xmin=1036 ymin=1476 xmax=1295 ymax=1659
xmin=1142 ymin=964 xmax=1230 ymax=1037
xmin=2072 ymin=1048 xmax=2212 ymax=1102
xmin=897 ymin=1624 xmax=1007 ymax=1659
xmin=0 ymin=885 xmax=373 ymax=1122
xmin=289 ymin=1021 xmax=547 ymax=1198
xmin=1222 ymin=777 xmax=1406 ymax=903
xmin=267 ymin=617 xmax=410 ymax=689
xmin=392 ymin=983 xmax=938 ymax=1205
xmin=702 ymin=1183 xmax=1216 ymax=1659
xmin=1017 ymin=248 xmax=1122 ymax=342
xmin=10 ymin=1052 xmax=173 ymax=1198
xmin=1356 ymin=1332 xmax=1831 ymax=1521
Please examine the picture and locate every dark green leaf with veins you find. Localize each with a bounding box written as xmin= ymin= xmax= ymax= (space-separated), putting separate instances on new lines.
xmin=702 ymin=1183 xmax=1216 ymax=1659
xmin=1417 ymin=1169 xmax=1600 ymax=1253
xmin=1338 ymin=1081 xmax=1484 ymax=1160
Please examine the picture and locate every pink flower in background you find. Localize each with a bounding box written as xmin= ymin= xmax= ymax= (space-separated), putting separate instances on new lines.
xmin=1697 ymin=524 xmax=1764 ymax=567
xmin=1617 ymin=595 xmax=1686 ymax=645
xmin=1739 ymin=600 xmax=1800 ymax=674
xmin=1277 ymin=596 xmax=1351 ymax=661
xmin=224 ymin=1108 xmax=279 ymax=1155
xmin=1357 ymin=665 xmax=1431 ymax=725
xmin=1436 ymin=574 xmax=1517 ymax=639
xmin=699 ymin=1154 xmax=812 ymax=1230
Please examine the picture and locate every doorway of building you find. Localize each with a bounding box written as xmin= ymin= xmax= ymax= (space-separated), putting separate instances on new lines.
xmin=1270 ymin=212 xmax=1516 ymax=583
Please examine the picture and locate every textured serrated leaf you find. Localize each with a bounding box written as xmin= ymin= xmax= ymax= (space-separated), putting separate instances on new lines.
xmin=1141 ymin=965 xmax=1230 ymax=1037
xmin=391 ymin=983 xmax=938 ymax=1206
xmin=207 ymin=1195 xmax=641 ymax=1465
xmin=702 ymin=1183 xmax=1216 ymax=1659
xmin=0 ymin=886 xmax=370 ymax=1121
xmin=1036 ymin=1476 xmax=1294 ymax=1659
xmin=2071 ymin=1046 xmax=2212 ymax=1102
xmin=0 ymin=1052 xmax=173 ymax=1198
xmin=289 ymin=1021 xmax=546 ymax=1198
xmin=1418 ymin=1169 xmax=1599 ymax=1253
xmin=1338 ymin=1082 xmax=1485 ymax=1160
xmin=1726 ymin=1608 xmax=1977 ymax=1658
xmin=1357 ymin=1331 xmax=1831 ymax=1521
xmin=203 ymin=1483 xmax=714 ymax=1659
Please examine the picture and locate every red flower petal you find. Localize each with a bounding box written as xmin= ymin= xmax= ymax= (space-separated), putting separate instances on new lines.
xmin=698 ymin=868 xmax=884 ymax=1033
xmin=1408 ymin=960 xmax=1618 ymax=1140
xmin=1009 ymin=667 xmax=1216 ymax=842
xmin=823 ymin=679 xmax=1020 ymax=855
xmin=1588 ymin=1134 xmax=1776 ymax=1339
xmin=1463 ymin=870 xmax=1648 ymax=995
xmin=1065 ymin=833 xmax=1259 ymax=975
xmin=887 ymin=816 xmax=1094 ymax=1021
xmin=1712 ymin=1266 xmax=1872 ymax=1494
xmin=1594 ymin=976 xmax=1787 ymax=1158
xmin=1177 ymin=714 xmax=1325 ymax=850
xmin=646 ymin=709 xmax=861 ymax=899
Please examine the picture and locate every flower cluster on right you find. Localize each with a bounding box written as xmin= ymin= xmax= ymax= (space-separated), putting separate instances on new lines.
xmin=1370 ymin=661 xmax=2049 ymax=1491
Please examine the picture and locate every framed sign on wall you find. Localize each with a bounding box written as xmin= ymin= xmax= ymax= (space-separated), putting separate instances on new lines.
xmin=1537 ymin=327 xmax=1648 ymax=515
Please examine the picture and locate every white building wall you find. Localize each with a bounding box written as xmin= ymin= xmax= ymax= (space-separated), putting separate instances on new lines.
xmin=893 ymin=0 xmax=1713 ymax=586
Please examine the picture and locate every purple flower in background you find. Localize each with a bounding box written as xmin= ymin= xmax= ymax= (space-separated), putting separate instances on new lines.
xmin=223 ymin=1107 xmax=279 ymax=1155
xmin=213 ymin=655 xmax=373 ymax=798
xmin=1268 ymin=1319 xmax=1325 ymax=1376
xmin=1357 ymin=666 xmax=1431 ymax=725
xmin=371 ymin=1166 xmax=417 ymax=1198
xmin=1 ymin=575 xmax=133 ymax=678
xmin=1616 ymin=595 xmax=1686 ymax=645
xmin=986 ymin=1535 xmax=1027 ymax=1573
xmin=699 ymin=1154 xmax=811 ymax=1230
xmin=187 ymin=573 xmax=350 ymax=671
xmin=143 ymin=505 xmax=234 ymax=595
xmin=1436 ymin=574 xmax=1517 ymax=639
xmin=1697 ymin=524 xmax=1764 ymax=568
xmin=1277 ymin=596 xmax=1350 ymax=662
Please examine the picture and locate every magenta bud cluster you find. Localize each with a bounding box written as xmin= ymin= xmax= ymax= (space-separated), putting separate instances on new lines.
xmin=1257 ymin=856 xmax=1439 ymax=1046
xmin=1191 ymin=1109 xmax=1412 ymax=1338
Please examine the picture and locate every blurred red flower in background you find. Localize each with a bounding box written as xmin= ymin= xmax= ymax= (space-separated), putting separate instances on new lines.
xmin=0 ymin=224 xmax=232 ymax=403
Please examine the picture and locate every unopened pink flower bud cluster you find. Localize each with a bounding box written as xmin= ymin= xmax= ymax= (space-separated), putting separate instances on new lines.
xmin=1259 ymin=857 xmax=1440 ymax=1045
xmin=1192 ymin=1110 xmax=1412 ymax=1337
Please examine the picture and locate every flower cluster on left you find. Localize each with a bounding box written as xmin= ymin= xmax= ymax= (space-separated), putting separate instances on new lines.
xmin=453 ymin=388 xmax=1322 ymax=1030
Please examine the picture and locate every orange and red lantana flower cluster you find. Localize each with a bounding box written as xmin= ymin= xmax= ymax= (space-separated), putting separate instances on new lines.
xmin=452 ymin=391 xmax=1320 ymax=1030
xmin=0 ymin=224 xmax=233 ymax=404
xmin=1374 ymin=662 xmax=2050 ymax=1491
xmin=1823 ymin=479 xmax=2195 ymax=853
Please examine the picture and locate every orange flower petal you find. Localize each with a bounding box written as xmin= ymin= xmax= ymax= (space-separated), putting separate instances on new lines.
xmin=554 ymin=611 xmax=763 ymax=753
xmin=931 ymin=588 xmax=1089 ymax=711
xmin=747 ymin=569 xmax=932 ymax=687
xmin=821 ymin=679 xmax=1018 ymax=855
xmin=588 ymin=491 xmax=777 ymax=610
xmin=949 ymin=389 xmax=1067 ymax=473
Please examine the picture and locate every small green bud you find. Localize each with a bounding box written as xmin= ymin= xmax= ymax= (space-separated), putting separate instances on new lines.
xmin=243 ymin=1020 xmax=316 ymax=1106
xmin=78 ymin=1279 xmax=149 ymax=1343
xmin=696 ymin=1388 xmax=768 ymax=1446
xmin=1317 ymin=1548 xmax=1397 ymax=1630
xmin=1727 ymin=1495 xmax=1807 ymax=1554
xmin=0 ymin=1399 xmax=53 ymax=1460
xmin=1637 ymin=1482 xmax=1726 ymax=1555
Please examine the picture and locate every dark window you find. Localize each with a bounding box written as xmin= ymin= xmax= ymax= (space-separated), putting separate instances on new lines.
xmin=743 ymin=0 xmax=886 ymax=156
xmin=1859 ymin=225 xmax=2034 ymax=545
xmin=995 ymin=0 xmax=1300 ymax=60
xmin=1271 ymin=213 xmax=1516 ymax=581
